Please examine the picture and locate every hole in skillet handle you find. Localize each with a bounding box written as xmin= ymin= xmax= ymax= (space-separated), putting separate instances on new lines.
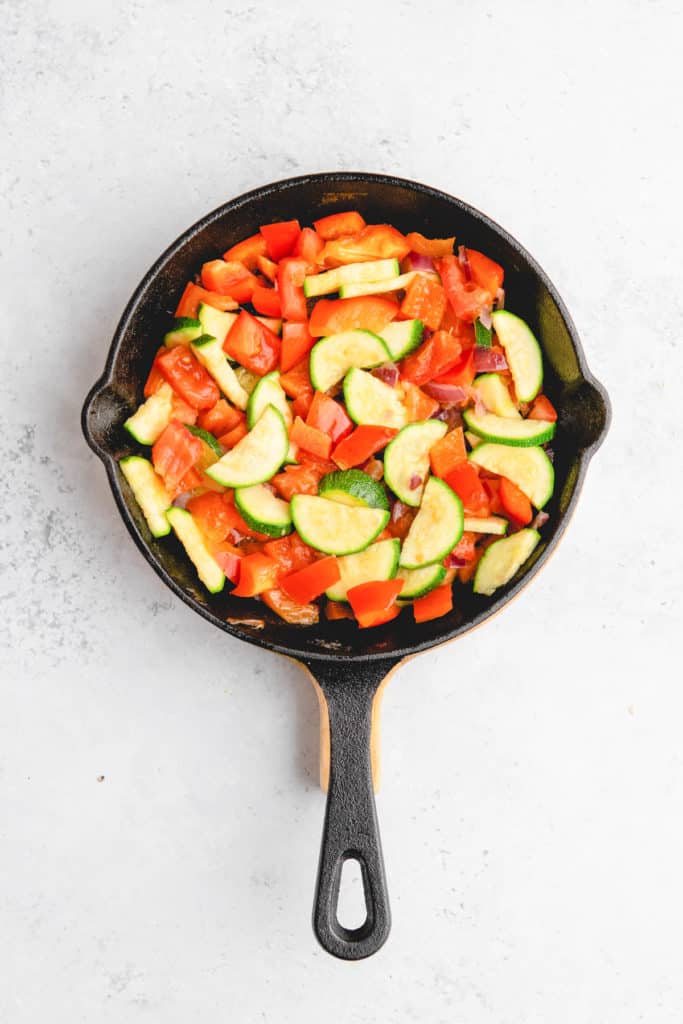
xmin=306 ymin=658 xmax=397 ymax=960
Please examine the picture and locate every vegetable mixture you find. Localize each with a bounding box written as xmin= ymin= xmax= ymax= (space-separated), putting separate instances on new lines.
xmin=120 ymin=212 xmax=557 ymax=628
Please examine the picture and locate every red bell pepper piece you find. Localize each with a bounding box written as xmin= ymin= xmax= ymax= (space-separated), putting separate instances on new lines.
xmin=306 ymin=392 xmax=353 ymax=445
xmin=144 ymin=347 xmax=167 ymax=397
xmin=399 ymin=330 xmax=463 ymax=385
xmin=320 ymin=225 xmax=410 ymax=267
xmin=444 ymin=462 xmax=490 ymax=516
xmin=309 ymin=296 xmax=398 ymax=337
xmin=413 ymin=584 xmax=453 ymax=623
xmin=260 ymin=220 xmax=301 ymax=261
xmin=405 ymin=232 xmax=455 ymax=258
xmin=400 ymin=274 xmax=447 ymax=330
xmin=430 ymin=427 xmax=467 ymax=479
xmin=280 ymin=322 xmax=315 ymax=373
xmin=464 ymin=248 xmax=504 ymax=299
xmin=291 ymin=391 xmax=314 ymax=419
xmin=331 ymin=425 xmax=397 ymax=469
xmin=156 ymin=345 xmax=220 ymax=410
xmin=224 ymin=310 xmax=281 ymax=376
xmin=223 ymin=233 xmax=267 ymax=270
xmin=280 ymin=556 xmax=341 ymax=605
xmin=271 ymin=462 xmax=327 ymax=500
xmin=431 ymin=348 xmax=475 ymax=389
xmin=200 ymin=260 xmax=258 ymax=303
xmin=277 ymin=258 xmax=308 ymax=321
xmin=314 ymin=210 xmax=366 ymax=240
xmin=217 ymin=420 xmax=248 ymax=449
xmin=152 ymin=421 xmax=203 ymax=492
xmin=251 ymin=284 xmax=282 ymax=318
xmin=528 ymin=394 xmax=558 ymax=422
xmin=175 ymin=282 xmax=238 ymax=318
xmin=186 ymin=491 xmax=235 ymax=543
xmin=347 ymin=579 xmax=404 ymax=629
xmin=293 ymin=227 xmax=325 ymax=263
xmin=499 ymin=477 xmax=533 ymax=525
xmin=482 ymin=477 xmax=505 ymax=515
xmin=402 ymin=381 xmax=439 ymax=422
xmin=197 ymin=399 xmax=244 ymax=437
xmin=256 ymin=254 xmax=278 ymax=282
xmin=436 ymin=256 xmax=492 ymax=322
xmin=290 ymin=416 xmax=332 ymax=460
xmin=279 ymin=357 xmax=313 ymax=399
xmin=231 ymin=552 xmax=280 ymax=597
xmin=447 ymin=531 xmax=478 ymax=564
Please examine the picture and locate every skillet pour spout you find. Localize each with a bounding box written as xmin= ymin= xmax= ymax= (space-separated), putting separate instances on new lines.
xmin=81 ymin=173 xmax=610 ymax=959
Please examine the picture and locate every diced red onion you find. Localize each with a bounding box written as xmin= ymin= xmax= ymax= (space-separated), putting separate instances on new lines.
xmin=172 ymin=491 xmax=193 ymax=509
xmin=363 ymin=457 xmax=384 ymax=481
xmin=479 ymin=305 xmax=493 ymax=330
xmin=495 ymin=287 xmax=505 ymax=309
xmin=406 ymin=252 xmax=435 ymax=273
xmin=391 ymin=500 xmax=410 ymax=523
xmin=445 ymin=554 xmax=468 ymax=568
xmin=457 ymin=245 xmax=471 ymax=281
xmin=544 ymin=447 xmax=555 ymax=463
xmin=372 ymin=363 xmax=399 ymax=387
xmin=531 ymin=510 xmax=549 ymax=530
xmin=423 ymin=381 xmax=468 ymax=404
xmin=431 ymin=407 xmax=464 ymax=429
xmin=408 ymin=473 xmax=422 ymax=490
xmin=228 ymin=528 xmax=246 ymax=544
xmin=473 ymin=347 xmax=508 ymax=373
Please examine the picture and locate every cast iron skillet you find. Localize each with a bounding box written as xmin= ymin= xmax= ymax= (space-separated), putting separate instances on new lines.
xmin=82 ymin=173 xmax=610 ymax=960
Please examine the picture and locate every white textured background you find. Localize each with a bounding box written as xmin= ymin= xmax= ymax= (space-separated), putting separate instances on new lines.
xmin=2 ymin=1 xmax=682 ymax=1021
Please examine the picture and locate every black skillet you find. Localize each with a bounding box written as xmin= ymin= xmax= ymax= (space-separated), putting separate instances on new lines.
xmin=81 ymin=173 xmax=610 ymax=960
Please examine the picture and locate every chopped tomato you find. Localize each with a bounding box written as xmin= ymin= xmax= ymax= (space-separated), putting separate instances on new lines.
xmin=231 ymin=552 xmax=279 ymax=597
xmin=281 ymin=322 xmax=314 ymax=373
xmin=464 ymin=248 xmax=504 ymax=299
xmin=325 ymin=600 xmax=355 ymax=621
xmin=277 ymin=258 xmax=308 ymax=321
xmin=170 ymin=394 xmax=199 ymax=426
xmin=448 ymin=531 xmax=478 ymax=563
xmin=306 ymin=392 xmax=353 ymax=445
xmin=260 ymin=220 xmax=301 ymax=261
xmin=482 ymin=477 xmax=505 ymax=516
xmin=402 ymin=381 xmax=439 ymax=421
xmin=320 ymin=225 xmax=410 ymax=267
xmin=290 ymin=416 xmax=332 ymax=460
xmin=152 ymin=421 xmax=203 ymax=491
xmin=458 ymin=548 xmax=484 ymax=584
xmin=281 ymin=556 xmax=341 ymax=604
xmin=217 ymin=420 xmax=249 ymax=449
xmin=261 ymin=588 xmax=320 ymax=625
xmin=144 ymin=347 xmax=166 ymax=397
xmin=209 ymin=540 xmax=242 ymax=583
xmin=251 ymin=284 xmax=282 ymax=318
xmin=430 ymin=427 xmax=467 ymax=478
xmin=293 ymin=227 xmax=324 ymax=263
xmin=200 ymin=260 xmax=257 ymax=303
xmin=256 ymin=254 xmax=278 ymax=282
xmin=291 ymin=391 xmax=314 ymax=419
xmin=223 ymin=233 xmax=267 ymax=269
xmin=156 ymin=345 xmax=220 ymax=410
xmin=431 ymin=348 xmax=475 ymax=389
xmin=175 ymin=282 xmax=238 ymax=318
xmin=405 ymin=232 xmax=455 ymax=258
xmin=499 ymin=477 xmax=533 ymax=525
xmin=400 ymin=274 xmax=447 ymax=330
xmin=528 ymin=394 xmax=558 ymax=422
xmin=413 ymin=584 xmax=453 ymax=623
xmin=186 ymin=492 xmax=234 ymax=543
xmin=263 ymin=533 xmax=318 ymax=576
xmin=314 ymin=210 xmax=366 ymax=240
xmin=271 ymin=461 xmax=328 ymax=500
xmin=436 ymin=256 xmax=492 ymax=322
xmin=173 ymin=467 xmax=202 ymax=497
xmin=400 ymin=330 xmax=463 ymax=385
xmin=347 ymin=579 xmax=404 ymax=628
xmin=331 ymin=425 xmax=397 ymax=469
xmin=444 ymin=462 xmax=490 ymax=516
xmin=198 ymin=399 xmax=244 ymax=437
xmin=309 ymin=296 xmax=398 ymax=337
xmin=224 ymin=310 xmax=280 ymax=376
xmin=280 ymin=357 xmax=313 ymax=399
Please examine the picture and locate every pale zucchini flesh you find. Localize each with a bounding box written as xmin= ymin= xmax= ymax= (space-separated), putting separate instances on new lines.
xmin=396 ymin=563 xmax=446 ymax=600
xmin=120 ymin=456 xmax=171 ymax=537
xmin=247 ymin=371 xmax=292 ymax=429
xmin=124 ymin=382 xmax=174 ymax=445
xmin=318 ymin=469 xmax=389 ymax=510
xmin=383 ymin=420 xmax=447 ymax=506
xmin=379 ymin=319 xmax=424 ymax=360
xmin=343 ymin=368 xmax=407 ymax=429
xmin=164 ymin=317 xmax=203 ymax=348
xmin=290 ymin=495 xmax=389 ymax=556
xmin=235 ymin=484 xmax=292 ymax=538
xmin=339 ymin=270 xmax=436 ymax=299
xmin=303 ymin=258 xmax=400 ymax=298
xmin=491 ymin=310 xmax=543 ymax=403
xmin=309 ymin=329 xmax=391 ymax=393
xmin=197 ymin=303 xmax=238 ymax=345
xmin=166 ymin=507 xmax=225 ymax=593
xmin=399 ymin=477 xmax=464 ymax=569
xmin=473 ymin=528 xmax=540 ymax=596
xmin=463 ymin=515 xmax=508 ymax=535
xmin=473 ymin=373 xmax=520 ymax=419
xmin=469 ymin=443 xmax=554 ymax=509
xmin=325 ymin=538 xmax=400 ymax=601
xmin=463 ymin=409 xmax=555 ymax=446
xmin=191 ymin=335 xmax=249 ymax=411
xmin=205 ymin=405 xmax=288 ymax=487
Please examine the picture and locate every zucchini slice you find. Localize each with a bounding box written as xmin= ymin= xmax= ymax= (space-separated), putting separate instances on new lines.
xmin=399 ymin=477 xmax=464 ymax=569
xmin=124 ymin=382 xmax=174 ymax=445
xmin=473 ymin=373 xmax=520 ymax=419
xmin=186 ymin=425 xmax=222 ymax=458
xmin=463 ymin=515 xmax=508 ymax=535
xmin=164 ymin=317 xmax=203 ymax=348
xmin=120 ymin=456 xmax=171 ymax=537
xmin=469 ymin=443 xmax=554 ymax=509
xmin=474 ymin=319 xmax=492 ymax=348
xmin=318 ymin=469 xmax=389 ymax=510
xmin=197 ymin=303 xmax=238 ymax=346
xmin=205 ymin=405 xmax=288 ymax=487
xmin=463 ymin=409 xmax=555 ymax=446
xmin=343 ymin=368 xmax=407 ymax=429
xmin=303 ymin=259 xmax=400 ymax=299
xmin=396 ymin=563 xmax=447 ymax=600
xmin=191 ymin=335 xmax=249 ymax=411
xmin=379 ymin=319 xmax=424 ymax=360
xmin=326 ymin=538 xmax=400 ymax=601
xmin=491 ymin=310 xmax=543 ymax=402
xmin=235 ymin=484 xmax=292 ymax=538
xmin=247 ymin=370 xmax=297 ymax=462
xmin=383 ymin=420 xmax=447 ymax=506
xmin=339 ymin=270 xmax=434 ymax=299
xmin=473 ymin=528 xmax=541 ymax=596
xmin=166 ymin=507 xmax=225 ymax=593
xmin=290 ymin=495 xmax=389 ymax=556
xmin=309 ymin=329 xmax=391 ymax=393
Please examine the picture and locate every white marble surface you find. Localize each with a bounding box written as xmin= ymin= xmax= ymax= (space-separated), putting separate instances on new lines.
xmin=2 ymin=0 xmax=682 ymax=1020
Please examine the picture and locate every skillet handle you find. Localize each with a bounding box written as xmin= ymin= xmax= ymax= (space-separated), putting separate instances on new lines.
xmin=302 ymin=659 xmax=399 ymax=960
